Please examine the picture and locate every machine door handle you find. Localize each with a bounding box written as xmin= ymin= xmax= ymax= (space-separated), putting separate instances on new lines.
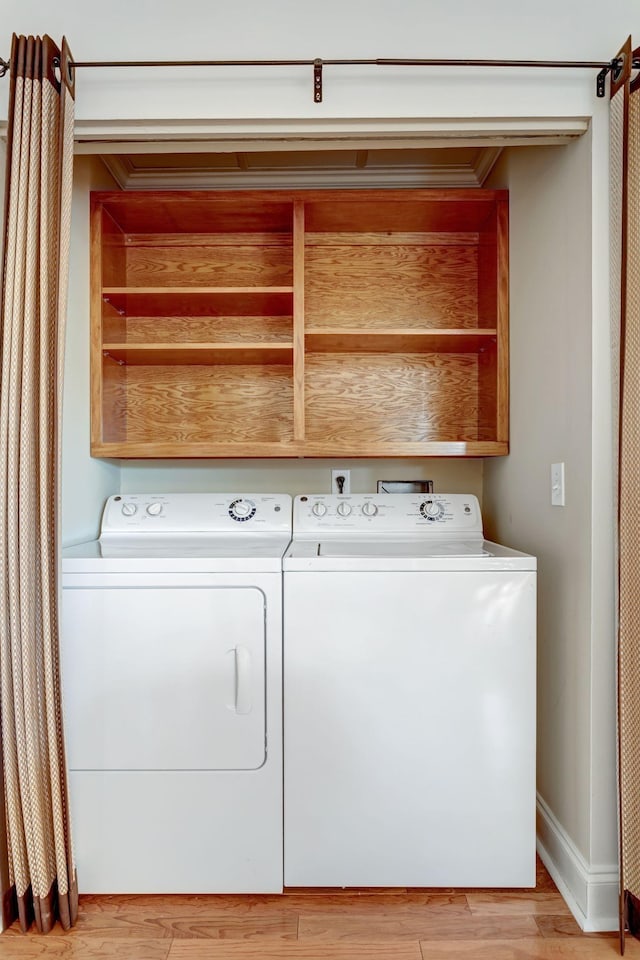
xmin=234 ymin=645 xmax=252 ymax=715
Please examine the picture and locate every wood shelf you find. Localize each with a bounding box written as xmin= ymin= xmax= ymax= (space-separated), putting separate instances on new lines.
xmin=90 ymin=188 xmax=509 ymax=458
xmin=305 ymin=329 xmax=497 ymax=353
xmin=102 ymin=286 xmax=294 ymax=295
xmin=102 ymin=289 xmax=294 ymax=318
xmin=102 ymin=343 xmax=294 ymax=365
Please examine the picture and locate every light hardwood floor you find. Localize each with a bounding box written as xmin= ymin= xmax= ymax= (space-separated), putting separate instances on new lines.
xmin=0 ymin=859 xmax=635 ymax=959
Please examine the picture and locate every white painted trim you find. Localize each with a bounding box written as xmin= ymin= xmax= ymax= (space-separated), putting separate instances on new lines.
xmin=537 ymin=792 xmax=619 ymax=932
xmin=100 ymin=158 xmax=497 ymax=191
xmin=65 ymin=115 xmax=589 ymax=150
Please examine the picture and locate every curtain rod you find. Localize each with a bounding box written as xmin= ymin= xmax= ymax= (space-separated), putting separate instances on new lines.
xmin=1 ymin=54 xmax=637 ymax=101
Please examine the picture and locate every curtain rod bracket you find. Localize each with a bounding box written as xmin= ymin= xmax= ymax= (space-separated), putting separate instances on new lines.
xmin=597 ymin=55 xmax=640 ymax=97
xmin=596 ymin=57 xmax=624 ymax=98
xmin=313 ymin=58 xmax=322 ymax=103
xmin=597 ymin=62 xmax=613 ymax=97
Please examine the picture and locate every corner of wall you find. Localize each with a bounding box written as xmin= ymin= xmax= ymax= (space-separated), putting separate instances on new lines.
xmin=537 ymin=794 xmax=618 ymax=932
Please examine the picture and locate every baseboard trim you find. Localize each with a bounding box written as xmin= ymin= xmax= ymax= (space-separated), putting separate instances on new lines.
xmin=537 ymin=793 xmax=619 ymax=932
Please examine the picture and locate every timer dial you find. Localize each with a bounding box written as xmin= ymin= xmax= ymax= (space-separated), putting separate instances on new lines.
xmin=362 ymin=501 xmax=378 ymax=517
xmin=229 ymin=498 xmax=256 ymax=522
xmin=146 ymin=502 xmax=163 ymax=516
xmin=337 ymin=502 xmax=352 ymax=517
xmin=121 ymin=502 xmax=137 ymax=517
xmin=420 ymin=499 xmax=444 ymax=521
xmin=311 ymin=502 xmax=328 ymax=517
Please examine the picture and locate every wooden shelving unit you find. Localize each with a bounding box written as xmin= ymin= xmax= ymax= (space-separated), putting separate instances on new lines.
xmin=90 ymin=189 xmax=509 ymax=458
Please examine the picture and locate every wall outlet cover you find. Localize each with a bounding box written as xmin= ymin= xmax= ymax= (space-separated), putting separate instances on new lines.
xmin=331 ymin=469 xmax=351 ymax=494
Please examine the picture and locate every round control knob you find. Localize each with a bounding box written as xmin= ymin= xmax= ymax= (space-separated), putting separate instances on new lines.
xmin=311 ymin=502 xmax=327 ymax=517
xmin=420 ymin=499 xmax=443 ymax=520
xmin=146 ymin=502 xmax=163 ymax=516
xmin=337 ymin=501 xmax=352 ymax=517
xmin=362 ymin=501 xmax=378 ymax=517
xmin=121 ymin=502 xmax=137 ymax=517
xmin=228 ymin=498 xmax=256 ymax=522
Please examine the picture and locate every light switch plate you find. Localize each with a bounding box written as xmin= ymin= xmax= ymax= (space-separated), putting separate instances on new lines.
xmin=551 ymin=462 xmax=565 ymax=506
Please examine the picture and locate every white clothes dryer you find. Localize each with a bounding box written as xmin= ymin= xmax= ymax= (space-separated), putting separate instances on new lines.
xmin=61 ymin=493 xmax=291 ymax=893
xmin=284 ymin=493 xmax=536 ymax=888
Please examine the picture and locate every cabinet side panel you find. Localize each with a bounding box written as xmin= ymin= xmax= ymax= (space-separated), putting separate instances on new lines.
xmin=478 ymin=343 xmax=498 ymax=441
xmin=495 ymin=197 xmax=510 ymax=442
xmin=477 ymin=197 xmax=508 ymax=444
xmin=91 ymin=200 xmax=127 ymax=448
xmin=100 ymin=207 xmax=127 ymax=287
xmin=101 ymin=356 xmax=127 ymax=443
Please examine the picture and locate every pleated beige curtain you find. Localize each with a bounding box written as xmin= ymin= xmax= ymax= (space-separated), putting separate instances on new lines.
xmin=611 ymin=36 xmax=640 ymax=953
xmin=0 ymin=34 xmax=77 ymax=933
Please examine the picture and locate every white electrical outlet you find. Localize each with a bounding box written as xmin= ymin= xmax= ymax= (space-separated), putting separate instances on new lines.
xmin=331 ymin=469 xmax=351 ymax=494
xmin=551 ymin=462 xmax=565 ymax=506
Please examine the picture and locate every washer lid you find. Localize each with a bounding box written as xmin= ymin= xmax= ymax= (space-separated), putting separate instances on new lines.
xmin=284 ymin=538 xmax=536 ymax=572
xmin=318 ymin=539 xmax=488 ymax=559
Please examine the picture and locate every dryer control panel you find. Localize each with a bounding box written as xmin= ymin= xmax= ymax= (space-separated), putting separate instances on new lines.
xmin=101 ymin=493 xmax=292 ymax=535
xmin=293 ymin=494 xmax=483 ymax=537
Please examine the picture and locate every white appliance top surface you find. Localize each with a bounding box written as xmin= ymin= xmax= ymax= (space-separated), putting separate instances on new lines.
xmin=318 ymin=540 xmax=491 ymax=558
xmin=286 ymin=494 xmax=536 ymax=571
xmin=62 ymin=493 xmax=292 ymax=573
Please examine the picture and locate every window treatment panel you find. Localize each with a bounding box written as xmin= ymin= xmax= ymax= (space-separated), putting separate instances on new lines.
xmin=611 ymin=36 xmax=640 ymax=951
xmin=0 ymin=34 xmax=77 ymax=934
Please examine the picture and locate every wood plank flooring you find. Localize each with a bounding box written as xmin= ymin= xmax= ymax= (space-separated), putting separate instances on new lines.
xmin=0 ymin=859 xmax=634 ymax=959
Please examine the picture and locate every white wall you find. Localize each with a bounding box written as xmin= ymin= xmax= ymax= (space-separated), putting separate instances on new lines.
xmin=484 ymin=127 xmax=618 ymax=929
xmin=0 ymin=0 xmax=638 ymax=126
xmin=119 ymin=458 xmax=483 ymax=499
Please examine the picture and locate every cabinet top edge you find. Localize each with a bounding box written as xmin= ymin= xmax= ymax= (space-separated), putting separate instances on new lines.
xmin=90 ymin=188 xmax=509 ymax=205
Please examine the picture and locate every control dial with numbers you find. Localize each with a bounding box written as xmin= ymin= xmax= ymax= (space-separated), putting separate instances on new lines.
xmin=311 ymin=502 xmax=328 ymax=518
xmin=420 ymin=499 xmax=444 ymax=521
xmin=229 ymin=498 xmax=256 ymax=522
xmin=146 ymin=502 xmax=163 ymax=516
xmin=362 ymin=501 xmax=378 ymax=517
xmin=121 ymin=502 xmax=137 ymax=517
xmin=337 ymin=501 xmax=352 ymax=518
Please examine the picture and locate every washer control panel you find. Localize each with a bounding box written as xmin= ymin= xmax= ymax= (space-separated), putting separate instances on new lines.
xmin=100 ymin=493 xmax=291 ymax=535
xmin=293 ymin=494 xmax=482 ymax=537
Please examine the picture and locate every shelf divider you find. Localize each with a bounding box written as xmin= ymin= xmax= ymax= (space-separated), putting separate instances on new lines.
xmin=293 ymin=201 xmax=306 ymax=441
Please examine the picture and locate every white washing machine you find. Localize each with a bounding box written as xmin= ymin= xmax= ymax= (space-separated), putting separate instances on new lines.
xmin=284 ymin=493 xmax=537 ymax=888
xmin=61 ymin=493 xmax=291 ymax=893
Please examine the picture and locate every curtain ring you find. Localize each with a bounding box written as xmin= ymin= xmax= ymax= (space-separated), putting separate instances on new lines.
xmin=612 ymin=53 xmax=626 ymax=84
xmin=61 ymin=37 xmax=75 ymax=97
